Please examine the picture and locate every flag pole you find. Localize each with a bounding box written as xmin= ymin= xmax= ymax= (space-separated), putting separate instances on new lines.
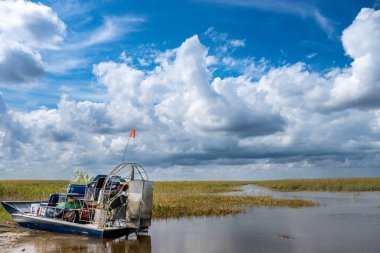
xmin=122 ymin=128 xmax=135 ymax=162
xmin=122 ymin=137 xmax=131 ymax=162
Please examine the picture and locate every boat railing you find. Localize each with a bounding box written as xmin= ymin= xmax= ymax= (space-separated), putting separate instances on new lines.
xmin=34 ymin=195 xmax=99 ymax=224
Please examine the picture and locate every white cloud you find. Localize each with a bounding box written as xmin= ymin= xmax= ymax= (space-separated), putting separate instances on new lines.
xmin=0 ymin=38 xmax=44 ymax=85
xmin=204 ymin=27 xmax=246 ymax=54
xmin=203 ymin=0 xmax=335 ymax=37
xmin=119 ymin=51 xmax=133 ymax=63
xmin=49 ymin=0 xmax=94 ymax=20
xmin=1 ymin=8 xmax=380 ymax=179
xmin=68 ymin=15 xmax=145 ymax=49
xmin=325 ymin=8 xmax=380 ymax=109
xmin=0 ymin=1 xmax=144 ymax=84
xmin=43 ymin=54 xmax=89 ymax=74
xmin=0 ymin=0 xmax=66 ymax=49
xmin=306 ymin=52 xmax=317 ymax=59
xmin=230 ymin=39 xmax=246 ymax=48
xmin=93 ymin=61 xmax=151 ymax=130
xmin=0 ymin=0 xmax=66 ymax=86
xmin=373 ymin=110 xmax=380 ymax=134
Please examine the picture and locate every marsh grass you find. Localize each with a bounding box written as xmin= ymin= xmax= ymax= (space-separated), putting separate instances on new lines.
xmin=0 ymin=180 xmax=69 ymax=223
xmin=0 ymin=180 xmax=318 ymax=224
xmin=152 ymin=181 xmax=317 ymax=218
xmin=254 ymin=178 xmax=380 ymax=192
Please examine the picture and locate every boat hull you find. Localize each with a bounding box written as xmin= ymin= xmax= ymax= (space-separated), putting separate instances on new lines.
xmin=2 ymin=201 xmax=136 ymax=238
xmin=11 ymin=213 xmax=134 ymax=238
xmin=1 ymin=201 xmax=40 ymax=214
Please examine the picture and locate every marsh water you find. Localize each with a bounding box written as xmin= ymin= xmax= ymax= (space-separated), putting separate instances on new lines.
xmin=2 ymin=185 xmax=380 ymax=253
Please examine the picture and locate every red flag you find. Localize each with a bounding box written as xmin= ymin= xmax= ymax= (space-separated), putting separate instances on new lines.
xmin=130 ymin=128 xmax=136 ymax=138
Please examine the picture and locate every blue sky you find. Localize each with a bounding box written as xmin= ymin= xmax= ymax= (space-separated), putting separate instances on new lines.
xmin=3 ymin=0 xmax=375 ymax=110
xmin=0 ymin=0 xmax=379 ymax=179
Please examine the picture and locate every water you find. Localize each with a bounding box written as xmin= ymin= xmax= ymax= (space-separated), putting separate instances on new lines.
xmin=2 ymin=186 xmax=380 ymax=253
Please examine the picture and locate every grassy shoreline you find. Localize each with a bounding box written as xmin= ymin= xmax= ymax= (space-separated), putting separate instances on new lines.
xmin=152 ymin=181 xmax=317 ymax=219
xmin=253 ymin=178 xmax=380 ymax=192
xmin=0 ymin=180 xmax=318 ymax=224
xmin=2 ymin=178 xmax=380 ymax=224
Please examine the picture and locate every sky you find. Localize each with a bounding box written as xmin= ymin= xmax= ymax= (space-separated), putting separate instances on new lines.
xmin=0 ymin=0 xmax=379 ymax=180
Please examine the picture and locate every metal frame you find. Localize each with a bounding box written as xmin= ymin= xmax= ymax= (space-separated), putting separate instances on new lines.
xmin=95 ymin=163 xmax=149 ymax=228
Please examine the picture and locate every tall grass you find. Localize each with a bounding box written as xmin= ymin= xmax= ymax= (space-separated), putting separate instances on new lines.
xmin=0 ymin=180 xmax=69 ymax=223
xmin=254 ymin=178 xmax=380 ymax=191
xmin=152 ymin=181 xmax=317 ymax=218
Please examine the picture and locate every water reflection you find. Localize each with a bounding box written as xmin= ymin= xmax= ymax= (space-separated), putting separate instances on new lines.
xmin=13 ymin=233 xmax=151 ymax=253
xmin=104 ymin=235 xmax=151 ymax=253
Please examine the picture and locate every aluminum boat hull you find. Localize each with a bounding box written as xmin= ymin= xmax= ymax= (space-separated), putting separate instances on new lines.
xmin=1 ymin=201 xmax=135 ymax=238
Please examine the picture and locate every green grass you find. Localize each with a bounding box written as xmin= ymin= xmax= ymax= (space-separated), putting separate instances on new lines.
xmin=0 ymin=180 xmax=318 ymax=224
xmin=253 ymin=178 xmax=380 ymax=192
xmin=152 ymin=181 xmax=317 ymax=218
xmin=0 ymin=180 xmax=69 ymax=224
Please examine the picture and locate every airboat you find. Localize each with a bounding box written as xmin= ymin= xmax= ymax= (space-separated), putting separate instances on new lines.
xmin=1 ymin=163 xmax=154 ymax=238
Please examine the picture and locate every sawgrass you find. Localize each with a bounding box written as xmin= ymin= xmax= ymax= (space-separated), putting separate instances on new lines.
xmin=253 ymin=178 xmax=380 ymax=192
xmin=151 ymin=181 xmax=317 ymax=218
xmin=0 ymin=180 xmax=69 ymax=224
xmin=0 ymin=180 xmax=318 ymax=224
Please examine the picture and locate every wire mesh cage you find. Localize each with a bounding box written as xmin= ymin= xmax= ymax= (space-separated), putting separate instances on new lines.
xmin=94 ymin=163 xmax=149 ymax=228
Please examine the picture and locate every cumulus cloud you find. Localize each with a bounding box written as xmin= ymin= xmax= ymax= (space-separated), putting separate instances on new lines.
xmin=238 ymin=8 xmax=380 ymax=113
xmin=0 ymin=0 xmax=66 ymax=86
xmin=95 ymin=36 xmax=284 ymax=137
xmin=0 ymin=93 xmax=31 ymax=159
xmin=325 ymin=8 xmax=380 ymax=109
xmin=0 ymin=40 xmax=44 ymax=85
xmin=0 ymin=0 xmax=66 ymax=49
xmin=1 ymin=8 xmax=380 ymax=179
